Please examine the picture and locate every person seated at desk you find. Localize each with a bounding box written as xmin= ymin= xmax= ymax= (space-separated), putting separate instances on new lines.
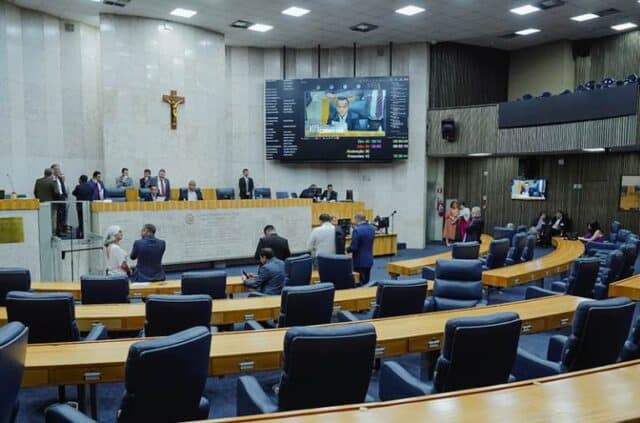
xmin=142 ymin=185 xmax=164 ymax=202
xmin=320 ymin=184 xmax=338 ymax=202
xmin=300 ymin=184 xmax=319 ymax=199
xmin=151 ymin=169 xmax=171 ymax=201
xmin=243 ymin=248 xmax=285 ymax=295
xmin=551 ymin=210 xmax=569 ymax=236
xmin=139 ymin=169 xmax=152 ymax=188
xmin=254 ymin=224 xmax=291 ymax=262
xmin=130 ymin=223 xmax=166 ymax=282
xmin=579 ymin=220 xmax=605 ymax=243
xmin=104 ymin=225 xmax=131 ymax=276
xmin=179 ymin=180 xmax=203 ymax=201
xmin=116 ymin=167 xmax=133 ymax=188
xmin=326 ymin=97 xmax=359 ymax=131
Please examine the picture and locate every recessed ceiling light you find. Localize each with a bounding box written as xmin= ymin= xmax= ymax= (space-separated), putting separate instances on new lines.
xmin=282 ymin=7 xmax=310 ymax=17
xmin=510 ymin=5 xmax=541 ymax=15
xmin=583 ymin=148 xmax=605 ymax=152
xmin=571 ymin=13 xmax=599 ymax=22
xmin=170 ymin=8 xmax=197 ymax=18
xmin=350 ymin=22 xmax=379 ymax=32
xmin=248 ymin=23 xmax=273 ymax=32
xmin=468 ymin=153 xmax=492 ymax=157
xmin=612 ymin=22 xmax=637 ymax=31
xmin=231 ymin=20 xmax=253 ymax=29
xmin=395 ymin=5 xmax=426 ymax=16
xmin=516 ymin=28 xmax=540 ymax=35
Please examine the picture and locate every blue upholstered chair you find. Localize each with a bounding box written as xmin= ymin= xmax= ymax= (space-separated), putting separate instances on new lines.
xmin=601 ymin=77 xmax=615 ymax=87
xmin=0 ymin=268 xmax=30 ymax=306
xmin=551 ymin=257 xmax=600 ymax=297
xmin=424 ymin=259 xmax=485 ymax=312
xmin=480 ymin=238 xmax=510 ymax=269
xmin=80 ymin=274 xmax=130 ymax=304
xmin=609 ymin=221 xmax=622 ymax=243
xmin=144 ymin=294 xmax=212 ymax=336
xmin=423 ymin=241 xmax=480 ymax=279
xmin=338 ymin=279 xmax=428 ymax=322
xmin=379 ymin=312 xmax=521 ymax=400
xmin=317 ymin=254 xmax=355 ymax=290
xmin=627 ymin=73 xmax=639 ymax=84
xmin=254 ymin=188 xmax=271 ymax=199
xmin=540 ymin=91 xmax=552 ymax=98
xmin=492 ymin=226 xmax=516 ymax=244
xmin=181 ymin=271 xmax=227 ymax=299
xmin=620 ymin=316 xmax=640 ymax=362
xmin=236 ymin=324 xmax=376 ymax=415
xmin=593 ymin=250 xmax=624 ymax=299
xmin=619 ymin=242 xmax=638 ymax=279
xmin=275 ymin=191 xmax=289 ymax=199
xmin=0 ymin=322 xmax=28 ymax=423
xmin=138 ymin=188 xmax=150 ymax=201
xmin=505 ymin=232 xmax=527 ymax=265
xmin=521 ymin=94 xmax=533 ymax=100
xmin=519 ymin=235 xmax=536 ymax=262
xmin=284 ymin=255 xmax=312 ymax=287
xmin=559 ymin=89 xmax=572 ymax=95
xmin=104 ymin=188 xmax=126 ymax=202
xmin=512 ymin=298 xmax=635 ymax=380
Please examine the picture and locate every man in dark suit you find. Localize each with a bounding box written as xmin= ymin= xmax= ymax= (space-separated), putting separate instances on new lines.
xmin=130 ymin=223 xmax=166 ymax=282
xmin=72 ymin=175 xmax=93 ymax=238
xmin=347 ymin=213 xmax=375 ymax=284
xmin=50 ymin=164 xmax=68 ymax=236
xmin=140 ymin=169 xmax=152 ymax=188
xmin=150 ymin=169 xmax=171 ymax=201
xmin=300 ymin=184 xmax=319 ymax=199
xmin=33 ymin=168 xmax=58 ymax=203
xmin=465 ymin=207 xmax=485 ymax=242
xmin=254 ymin=225 xmax=291 ymax=262
xmin=178 ymin=180 xmax=203 ymax=201
xmin=320 ymin=184 xmax=338 ymax=202
xmin=141 ymin=185 xmax=160 ymax=202
xmin=238 ymin=168 xmax=254 ymax=199
xmin=326 ymin=97 xmax=359 ymax=131
xmin=87 ymin=171 xmax=106 ymax=201
xmin=243 ymin=248 xmax=285 ymax=295
xmin=332 ymin=216 xmax=346 ymax=255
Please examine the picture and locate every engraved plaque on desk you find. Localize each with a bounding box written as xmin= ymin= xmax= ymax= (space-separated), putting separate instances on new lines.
xmin=0 ymin=217 xmax=24 ymax=243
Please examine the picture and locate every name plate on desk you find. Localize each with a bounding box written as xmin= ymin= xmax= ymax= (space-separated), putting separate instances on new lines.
xmin=0 ymin=217 xmax=24 ymax=243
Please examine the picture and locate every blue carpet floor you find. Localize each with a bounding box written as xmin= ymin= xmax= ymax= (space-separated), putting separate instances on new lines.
xmin=15 ymin=243 xmax=640 ymax=422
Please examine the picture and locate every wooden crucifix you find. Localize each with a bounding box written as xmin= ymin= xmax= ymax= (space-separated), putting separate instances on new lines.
xmin=162 ymin=90 xmax=185 ymax=130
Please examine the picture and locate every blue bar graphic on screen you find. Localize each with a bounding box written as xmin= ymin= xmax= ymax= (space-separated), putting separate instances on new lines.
xmin=265 ymin=76 xmax=409 ymax=162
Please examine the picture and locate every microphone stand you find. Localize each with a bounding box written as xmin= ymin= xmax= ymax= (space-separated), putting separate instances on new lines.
xmin=390 ymin=210 xmax=397 ymax=234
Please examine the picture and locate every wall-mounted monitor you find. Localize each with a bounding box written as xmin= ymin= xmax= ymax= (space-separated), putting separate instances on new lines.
xmin=619 ymin=176 xmax=640 ymax=211
xmin=511 ymin=179 xmax=546 ymax=200
xmin=265 ymin=76 xmax=409 ymax=162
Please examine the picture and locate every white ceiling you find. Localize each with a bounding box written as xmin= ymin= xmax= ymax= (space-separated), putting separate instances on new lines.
xmin=8 ymin=0 xmax=640 ymax=50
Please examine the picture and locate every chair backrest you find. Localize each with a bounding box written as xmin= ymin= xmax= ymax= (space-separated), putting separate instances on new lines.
xmin=433 ymin=312 xmax=521 ymax=393
xmin=563 ymin=257 xmax=600 ymax=297
xmin=620 ymin=316 xmax=640 ymax=362
xmin=290 ymin=192 xmax=298 ymax=198
xmin=278 ymin=324 xmax=376 ymax=411
xmin=254 ymin=188 xmax=271 ymax=199
xmin=317 ymin=255 xmax=355 ymax=290
xmin=484 ymin=238 xmax=510 ymax=269
xmin=138 ymin=188 xmax=150 ymax=200
xmin=345 ymin=189 xmax=354 ymax=201
xmin=284 ymin=255 xmax=313 ymax=287
xmin=620 ymin=243 xmax=638 ymax=279
xmin=508 ymin=232 xmax=527 ymax=260
xmin=6 ymin=292 xmax=79 ymax=343
xmin=373 ymin=279 xmax=428 ymax=318
xmin=520 ymin=235 xmax=536 ymax=262
xmin=119 ymin=326 xmax=211 ymax=422
xmin=617 ymin=229 xmax=632 ymax=244
xmin=144 ymin=295 xmax=212 ymax=337
xmin=216 ymin=188 xmax=235 ymax=200
xmin=278 ymin=283 xmax=335 ymax=327
xmin=0 ymin=322 xmax=28 ymax=423
xmin=431 ymin=259 xmax=484 ymax=309
xmin=0 ymin=268 xmax=31 ymax=306
xmin=600 ymin=250 xmax=624 ymax=286
xmin=516 ymin=224 xmax=528 ymax=233
xmin=492 ymin=227 xmax=516 ymax=244
xmin=561 ymin=297 xmax=635 ymax=371
xmin=181 ymin=271 xmax=227 ymax=299
xmin=451 ymin=242 xmax=480 ymax=260
xmin=80 ymin=274 xmax=130 ymax=304
xmin=435 ymin=259 xmax=483 ymax=283
xmin=610 ymin=221 xmax=622 ymax=242
xmin=275 ymin=191 xmax=289 ymax=199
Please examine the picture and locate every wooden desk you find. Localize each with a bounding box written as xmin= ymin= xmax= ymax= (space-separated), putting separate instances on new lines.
xmin=3 ymin=282 xmax=434 ymax=330
xmin=609 ymin=274 xmax=640 ymax=300
xmin=482 ymin=238 xmax=585 ymax=288
xmin=0 ymin=199 xmax=39 ymax=210
xmin=386 ymin=234 xmax=493 ymax=277
xmin=210 ymin=359 xmax=640 ymax=422
xmin=345 ymin=233 xmax=397 ymax=257
xmin=22 ymin=295 xmax=583 ymax=388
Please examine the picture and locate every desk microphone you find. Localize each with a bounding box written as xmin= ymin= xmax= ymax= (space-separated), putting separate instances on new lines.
xmin=391 ymin=210 xmax=397 ymax=216
xmin=6 ymin=173 xmax=16 ymax=197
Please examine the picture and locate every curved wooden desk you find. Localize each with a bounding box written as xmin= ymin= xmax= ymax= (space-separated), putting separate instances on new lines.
xmin=609 ymin=274 xmax=640 ymax=300
xmin=210 ymin=359 xmax=640 ymax=422
xmin=482 ymin=238 xmax=585 ymax=288
xmin=22 ymin=295 xmax=584 ymax=388
xmin=386 ymin=234 xmax=493 ymax=277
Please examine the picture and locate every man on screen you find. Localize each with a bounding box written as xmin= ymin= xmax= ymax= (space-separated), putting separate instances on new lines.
xmin=327 ymin=97 xmax=359 ymax=131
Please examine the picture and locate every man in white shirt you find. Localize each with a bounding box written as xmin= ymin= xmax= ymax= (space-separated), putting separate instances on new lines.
xmin=307 ymin=214 xmax=336 ymax=261
xmin=179 ymin=180 xmax=203 ymax=201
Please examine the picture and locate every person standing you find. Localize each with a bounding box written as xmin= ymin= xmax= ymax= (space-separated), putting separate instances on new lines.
xmin=254 ymin=225 xmax=291 ymax=262
xmin=307 ymin=214 xmax=336 ymax=260
xmin=33 ymin=168 xmax=58 ymax=202
xmin=88 ymin=171 xmax=106 ymax=201
xmin=243 ymin=248 xmax=285 ymax=295
xmin=151 ymin=169 xmax=171 ymax=201
xmin=458 ymin=202 xmax=470 ymax=242
xmin=178 ymin=180 xmax=203 ymax=201
xmin=104 ymin=225 xmax=131 ymax=276
xmin=50 ymin=164 xmax=68 ymax=236
xmin=130 ymin=223 xmax=166 ymax=282
xmin=116 ymin=168 xmax=133 ymax=188
xmin=239 ymin=168 xmax=254 ymax=199
xmin=332 ymin=216 xmax=346 ymax=255
xmin=72 ymin=175 xmax=93 ymax=238
xmin=347 ymin=213 xmax=375 ymax=284
xmin=443 ymin=200 xmax=459 ymax=247
xmin=464 ymin=207 xmax=484 ymax=242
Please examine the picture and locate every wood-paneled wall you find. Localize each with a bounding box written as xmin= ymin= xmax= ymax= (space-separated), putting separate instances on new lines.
xmin=428 ymin=106 xmax=498 ymax=156
xmin=444 ymin=154 xmax=640 ymax=235
xmin=575 ymin=31 xmax=640 ymax=84
xmin=430 ymin=43 xmax=509 ymax=108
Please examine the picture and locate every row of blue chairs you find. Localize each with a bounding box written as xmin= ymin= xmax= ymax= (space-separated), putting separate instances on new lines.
xmin=519 ymin=74 xmax=639 ymax=100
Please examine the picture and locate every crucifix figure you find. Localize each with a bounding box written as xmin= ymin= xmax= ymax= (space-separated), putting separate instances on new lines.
xmin=162 ymin=90 xmax=185 ymax=130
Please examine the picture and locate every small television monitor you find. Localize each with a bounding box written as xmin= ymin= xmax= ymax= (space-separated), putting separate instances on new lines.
xmin=511 ymin=179 xmax=546 ymax=200
xmin=254 ymin=188 xmax=271 ymax=199
xmin=216 ymin=188 xmax=235 ymax=200
xmin=345 ymin=189 xmax=354 ymax=202
xmin=619 ymin=176 xmax=640 ymax=211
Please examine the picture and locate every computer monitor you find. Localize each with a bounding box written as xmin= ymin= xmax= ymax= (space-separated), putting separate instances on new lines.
xmin=254 ymin=188 xmax=271 ymax=199
xmin=0 ymin=190 xmax=5 ymax=199
xmin=216 ymin=188 xmax=235 ymax=200
xmin=338 ymin=218 xmax=352 ymax=235
xmin=345 ymin=189 xmax=354 ymax=202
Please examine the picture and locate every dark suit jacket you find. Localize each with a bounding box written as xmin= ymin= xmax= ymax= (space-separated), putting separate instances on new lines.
xmin=321 ymin=190 xmax=338 ymax=201
xmin=87 ymin=179 xmax=107 ymax=201
xmin=130 ymin=235 xmax=166 ymax=282
xmin=178 ymin=189 xmax=203 ymax=201
xmin=347 ymin=223 xmax=375 ymax=268
xmin=53 ymin=177 xmax=67 ymax=200
xmin=150 ymin=177 xmax=171 ymax=201
xmin=139 ymin=177 xmax=152 ymax=188
xmin=465 ymin=218 xmax=484 ymax=242
xmin=141 ymin=192 xmax=159 ymax=202
xmin=72 ymin=183 xmax=93 ymax=202
xmin=254 ymin=234 xmax=291 ymax=261
xmin=299 ymin=188 xmax=318 ymax=199
xmin=33 ymin=177 xmax=58 ymax=202
xmin=326 ymin=111 xmax=360 ymax=130
xmin=239 ymin=177 xmax=254 ymax=199
xmin=244 ymin=258 xmax=285 ymax=295
xmin=335 ymin=225 xmax=346 ymax=255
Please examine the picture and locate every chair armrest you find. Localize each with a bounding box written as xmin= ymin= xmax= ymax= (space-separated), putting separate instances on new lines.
xmin=475 ymin=299 xmax=488 ymax=307
xmin=45 ymin=404 xmax=96 ymax=423
xmin=423 ymin=297 xmax=436 ymax=312
xmin=547 ymin=335 xmax=568 ymax=361
xmin=421 ymin=267 xmax=435 ymax=280
xmin=586 ymin=242 xmax=617 ymax=253
xmin=505 ymin=258 xmax=515 ymax=266
xmin=337 ymin=310 xmax=359 ymax=322
xmin=550 ymin=281 xmax=568 ymax=293
xmin=593 ymin=283 xmax=608 ymax=300
xmin=236 ymin=375 xmax=278 ymax=416
xmin=512 ymin=348 xmax=562 ymax=381
xmin=524 ymin=286 xmax=558 ymax=300
xmin=244 ymin=320 xmax=265 ymax=331
xmin=379 ymin=361 xmax=432 ymax=401
xmin=248 ymin=292 xmax=268 ymax=298
xmin=83 ymin=323 xmax=108 ymax=341
xmin=361 ymin=280 xmax=378 ymax=288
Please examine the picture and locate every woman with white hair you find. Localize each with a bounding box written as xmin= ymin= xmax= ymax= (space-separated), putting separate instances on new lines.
xmin=104 ymin=225 xmax=130 ymax=276
xmin=464 ymin=206 xmax=485 ymax=242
